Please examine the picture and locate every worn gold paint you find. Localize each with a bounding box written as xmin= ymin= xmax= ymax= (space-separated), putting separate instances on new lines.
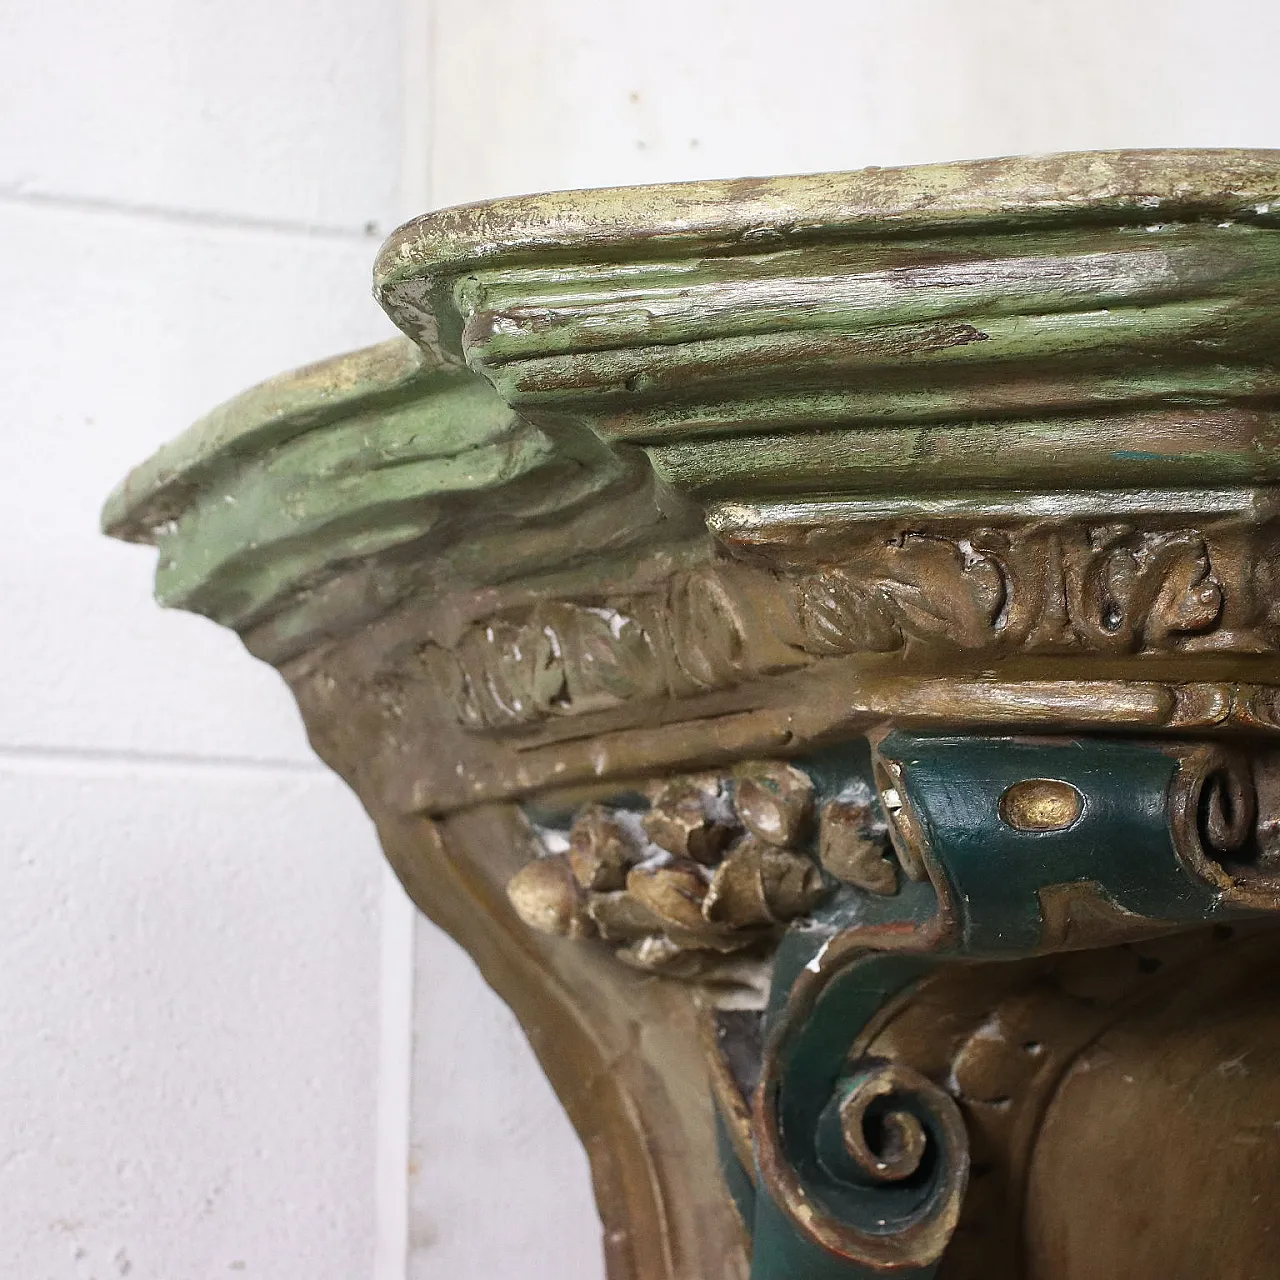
xmin=1000 ymin=779 xmax=1084 ymax=832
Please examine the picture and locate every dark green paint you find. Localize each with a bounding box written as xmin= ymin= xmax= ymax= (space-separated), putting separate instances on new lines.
xmin=747 ymin=732 xmax=1247 ymax=1278
xmin=750 ymin=1188 xmax=940 ymax=1280
xmin=715 ymin=1109 xmax=756 ymax=1234
xmin=751 ymin=738 xmax=950 ymax=1280
xmin=877 ymin=733 xmax=1228 ymax=953
xmin=752 ymin=949 xmax=943 ymax=1280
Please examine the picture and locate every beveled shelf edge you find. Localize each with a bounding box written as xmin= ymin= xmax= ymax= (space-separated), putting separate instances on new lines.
xmin=375 ymin=148 xmax=1280 ymax=348
xmin=102 ymin=337 xmax=437 ymax=541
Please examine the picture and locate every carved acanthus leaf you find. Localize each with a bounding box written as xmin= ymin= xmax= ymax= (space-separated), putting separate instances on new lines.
xmin=431 ymin=518 xmax=1263 ymax=732
xmin=793 ymin=522 xmax=1234 ymax=658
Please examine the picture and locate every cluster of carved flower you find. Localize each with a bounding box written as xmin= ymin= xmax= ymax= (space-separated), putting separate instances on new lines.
xmin=507 ymin=762 xmax=834 ymax=977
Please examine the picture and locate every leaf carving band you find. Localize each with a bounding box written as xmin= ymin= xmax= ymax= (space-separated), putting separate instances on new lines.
xmin=428 ymin=521 xmax=1272 ymax=730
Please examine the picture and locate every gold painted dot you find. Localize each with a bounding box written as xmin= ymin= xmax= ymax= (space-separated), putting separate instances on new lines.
xmin=1000 ymin=779 xmax=1083 ymax=832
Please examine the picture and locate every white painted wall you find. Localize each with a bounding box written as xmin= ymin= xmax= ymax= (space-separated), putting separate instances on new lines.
xmin=4 ymin=2 xmax=1278 ymax=1278
xmin=428 ymin=0 xmax=1280 ymax=209
xmin=0 ymin=2 xmax=400 ymax=1277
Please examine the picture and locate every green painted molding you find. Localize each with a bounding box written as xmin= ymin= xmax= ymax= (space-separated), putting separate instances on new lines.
xmin=377 ymin=151 xmax=1280 ymax=507
xmin=103 ymin=338 xmax=442 ymax=540
xmin=101 ymin=336 xmax=687 ymax=660
xmin=103 ymin=149 xmax=1280 ymax=667
xmin=375 ymin=149 xmax=1280 ymax=353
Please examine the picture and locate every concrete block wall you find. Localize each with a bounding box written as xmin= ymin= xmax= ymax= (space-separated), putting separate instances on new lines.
xmin=3 ymin=2 xmax=1276 ymax=1277
xmin=1 ymin=1 xmax=403 ymax=1276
